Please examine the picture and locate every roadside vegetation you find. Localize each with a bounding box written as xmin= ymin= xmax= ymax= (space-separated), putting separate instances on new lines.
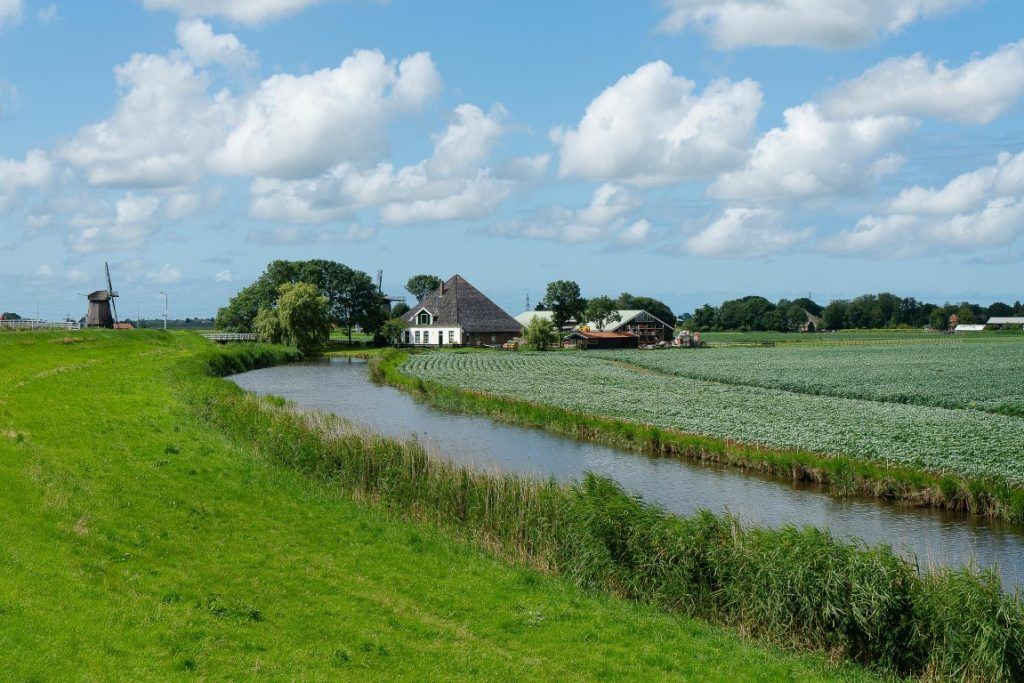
xmin=0 ymin=331 xmax=874 ymax=680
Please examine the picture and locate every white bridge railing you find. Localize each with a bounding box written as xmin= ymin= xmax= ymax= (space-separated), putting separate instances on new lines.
xmin=0 ymin=319 xmax=80 ymax=331
xmin=201 ymin=332 xmax=259 ymax=342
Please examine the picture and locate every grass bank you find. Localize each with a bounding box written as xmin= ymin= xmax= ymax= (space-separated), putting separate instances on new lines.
xmin=0 ymin=330 xmax=868 ymax=680
xmin=208 ymin=345 xmax=1024 ymax=679
xmin=376 ymin=349 xmax=1024 ymax=524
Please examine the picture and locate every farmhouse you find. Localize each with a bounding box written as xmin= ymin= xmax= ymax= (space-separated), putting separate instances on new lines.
xmin=402 ymin=275 xmax=521 ymax=347
xmin=565 ymin=329 xmax=639 ymax=349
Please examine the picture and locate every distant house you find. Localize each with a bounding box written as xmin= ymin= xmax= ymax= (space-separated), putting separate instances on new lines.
xmin=565 ymin=329 xmax=638 ymax=350
xmin=402 ymin=275 xmax=521 ymax=347
xmin=587 ymin=310 xmax=674 ymax=345
xmin=112 ymin=322 xmax=134 ymax=330
xmin=987 ymin=316 xmax=1024 ymax=329
xmin=801 ymin=311 xmax=821 ymax=332
xmin=954 ymin=324 xmax=986 ymax=333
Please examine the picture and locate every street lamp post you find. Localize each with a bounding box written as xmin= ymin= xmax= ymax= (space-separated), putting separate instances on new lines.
xmin=160 ymin=292 xmax=168 ymax=331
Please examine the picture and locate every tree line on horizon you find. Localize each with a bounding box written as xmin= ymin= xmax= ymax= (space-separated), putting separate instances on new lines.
xmin=687 ymin=293 xmax=1024 ymax=333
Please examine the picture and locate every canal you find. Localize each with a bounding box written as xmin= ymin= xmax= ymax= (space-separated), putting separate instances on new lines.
xmin=230 ymin=356 xmax=1024 ymax=590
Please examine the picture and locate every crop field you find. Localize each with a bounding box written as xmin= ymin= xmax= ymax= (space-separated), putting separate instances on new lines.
xmin=699 ymin=329 xmax=1023 ymax=346
xmin=401 ymin=352 xmax=1024 ymax=483
xmin=595 ymin=341 xmax=1024 ymax=416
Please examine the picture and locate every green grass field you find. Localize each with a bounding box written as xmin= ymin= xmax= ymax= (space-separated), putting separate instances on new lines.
xmin=0 ymin=330 xmax=866 ymax=680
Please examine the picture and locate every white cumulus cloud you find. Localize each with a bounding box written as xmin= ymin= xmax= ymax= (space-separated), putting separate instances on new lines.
xmin=68 ymin=194 xmax=162 ymax=253
xmin=826 ymin=151 xmax=1024 ymax=257
xmin=494 ymin=183 xmax=648 ymax=244
xmin=710 ymin=103 xmax=914 ymax=200
xmin=823 ymin=40 xmax=1024 ymax=124
xmin=0 ymin=149 xmax=52 ymax=213
xmin=246 ymin=224 xmax=376 ymax=244
xmin=142 ymin=0 xmax=323 ymax=25
xmin=175 ymin=18 xmax=255 ymax=69
xmin=210 ymin=50 xmax=441 ymax=179
xmin=249 ymin=103 xmax=511 ymax=226
xmin=147 ymin=263 xmax=182 ymax=285
xmin=684 ymin=207 xmax=811 ymax=257
xmin=552 ymin=61 xmax=762 ymax=186
xmin=63 ymin=52 xmax=234 ymax=187
xmin=0 ymin=0 xmax=21 ymax=27
xmin=657 ymin=0 xmax=973 ymax=50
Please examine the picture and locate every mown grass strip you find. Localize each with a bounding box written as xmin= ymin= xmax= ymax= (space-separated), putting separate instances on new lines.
xmin=198 ymin=344 xmax=1024 ymax=680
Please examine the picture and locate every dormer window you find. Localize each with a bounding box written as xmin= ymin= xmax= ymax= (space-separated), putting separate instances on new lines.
xmin=417 ymin=310 xmax=432 ymax=325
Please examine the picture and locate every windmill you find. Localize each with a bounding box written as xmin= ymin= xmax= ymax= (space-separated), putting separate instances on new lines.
xmin=84 ymin=262 xmax=119 ymax=328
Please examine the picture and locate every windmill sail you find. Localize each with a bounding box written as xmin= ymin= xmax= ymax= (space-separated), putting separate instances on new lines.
xmin=105 ymin=262 xmax=119 ymax=325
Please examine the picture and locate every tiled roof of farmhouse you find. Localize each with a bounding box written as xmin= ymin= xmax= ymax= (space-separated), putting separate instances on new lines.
xmin=403 ymin=275 xmax=521 ymax=333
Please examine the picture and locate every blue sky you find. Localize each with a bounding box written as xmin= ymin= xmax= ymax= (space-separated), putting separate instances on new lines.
xmin=1 ymin=0 xmax=1022 ymax=321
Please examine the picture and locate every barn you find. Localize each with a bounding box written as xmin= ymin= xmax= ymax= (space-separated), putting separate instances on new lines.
xmin=987 ymin=316 xmax=1024 ymax=329
xmin=564 ymin=330 xmax=639 ymax=349
xmin=402 ymin=275 xmax=521 ymax=347
xmin=593 ymin=310 xmax=675 ymax=345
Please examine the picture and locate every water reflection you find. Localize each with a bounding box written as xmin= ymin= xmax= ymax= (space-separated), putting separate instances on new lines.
xmin=230 ymin=357 xmax=1024 ymax=589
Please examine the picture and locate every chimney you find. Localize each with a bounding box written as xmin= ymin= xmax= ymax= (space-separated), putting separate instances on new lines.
xmin=441 ymin=280 xmax=446 ymax=296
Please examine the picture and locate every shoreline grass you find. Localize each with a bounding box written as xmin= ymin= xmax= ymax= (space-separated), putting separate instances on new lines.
xmin=373 ymin=349 xmax=1024 ymax=524
xmin=200 ymin=343 xmax=1024 ymax=680
xmin=2 ymin=331 xmax=877 ymax=680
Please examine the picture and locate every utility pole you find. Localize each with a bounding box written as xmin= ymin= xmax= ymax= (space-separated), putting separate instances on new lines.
xmin=36 ymin=297 xmax=39 ymax=321
xmin=137 ymin=303 xmax=142 ymax=329
xmin=160 ymin=292 xmax=168 ymax=331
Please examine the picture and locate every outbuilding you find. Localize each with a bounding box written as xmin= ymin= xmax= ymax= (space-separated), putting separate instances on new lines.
xmin=565 ymin=330 xmax=639 ymax=350
xmin=591 ymin=310 xmax=675 ymax=345
xmin=987 ymin=316 xmax=1024 ymax=329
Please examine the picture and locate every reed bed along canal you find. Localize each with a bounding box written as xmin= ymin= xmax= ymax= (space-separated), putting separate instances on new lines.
xmin=230 ymin=356 xmax=1024 ymax=591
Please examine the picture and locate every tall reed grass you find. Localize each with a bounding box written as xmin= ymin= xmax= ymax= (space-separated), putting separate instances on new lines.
xmin=193 ymin=344 xmax=1024 ymax=679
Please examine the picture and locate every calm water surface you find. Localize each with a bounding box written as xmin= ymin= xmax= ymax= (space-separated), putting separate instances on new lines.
xmin=230 ymin=357 xmax=1024 ymax=590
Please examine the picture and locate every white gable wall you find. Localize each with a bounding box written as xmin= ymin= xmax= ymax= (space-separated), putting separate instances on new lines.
xmin=405 ymin=325 xmax=463 ymax=346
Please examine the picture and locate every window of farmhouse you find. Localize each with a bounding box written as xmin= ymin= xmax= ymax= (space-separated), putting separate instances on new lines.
xmin=414 ymin=331 xmax=421 ymax=343
xmin=448 ymin=330 xmax=454 ymax=343
xmin=417 ymin=311 xmax=431 ymax=325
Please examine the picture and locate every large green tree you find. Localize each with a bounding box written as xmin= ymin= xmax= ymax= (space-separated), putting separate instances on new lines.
xmin=379 ymin=317 xmax=408 ymax=345
xmin=543 ymin=280 xmax=587 ymax=331
xmin=253 ymin=283 xmax=331 ymax=353
xmin=216 ymin=260 xmax=386 ymax=339
xmin=406 ymin=274 xmax=443 ymax=302
xmin=584 ymin=296 xmax=621 ymax=330
xmin=276 ymin=282 xmax=332 ymax=353
xmin=523 ymin=316 xmax=559 ymax=350
xmin=615 ymin=293 xmax=675 ymax=332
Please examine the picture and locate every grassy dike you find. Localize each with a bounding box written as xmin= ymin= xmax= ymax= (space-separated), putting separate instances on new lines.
xmin=377 ymin=349 xmax=1024 ymax=523
xmin=206 ymin=345 xmax=1024 ymax=680
xmin=0 ymin=330 xmax=873 ymax=681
